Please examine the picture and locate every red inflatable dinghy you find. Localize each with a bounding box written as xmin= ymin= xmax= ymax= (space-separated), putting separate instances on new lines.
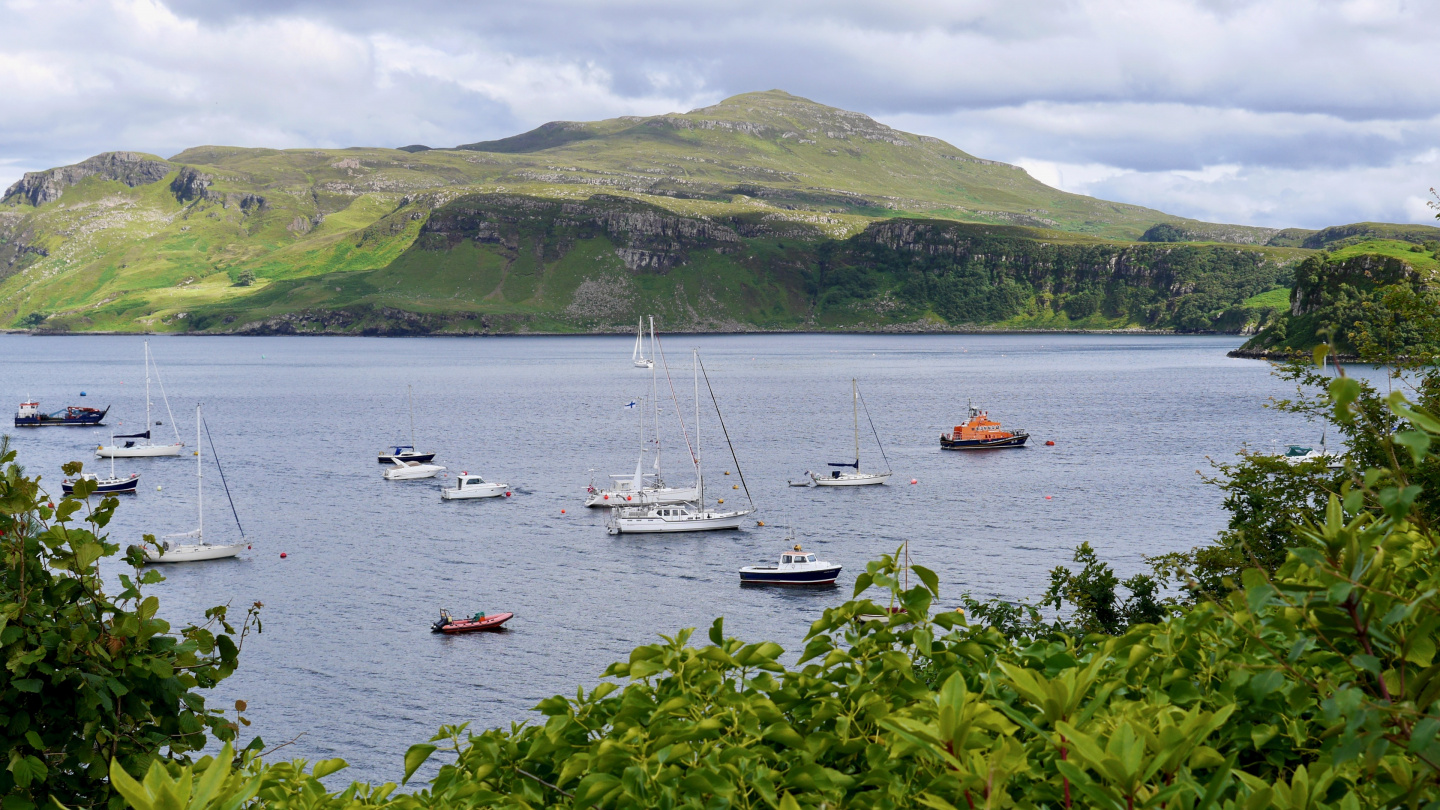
xmin=432 ymin=611 xmax=513 ymax=634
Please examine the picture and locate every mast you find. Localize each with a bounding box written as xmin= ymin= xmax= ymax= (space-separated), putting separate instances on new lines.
xmin=853 ymin=378 xmax=860 ymax=468
xmin=109 ymin=429 xmax=115 ymax=479
xmin=196 ymin=403 xmax=203 ymax=543
xmin=650 ymin=317 xmax=661 ymax=478
xmin=694 ymin=349 xmax=702 ymax=502
xmin=143 ymin=341 xmax=152 ymax=446
xmin=408 ymin=384 xmax=416 ymax=447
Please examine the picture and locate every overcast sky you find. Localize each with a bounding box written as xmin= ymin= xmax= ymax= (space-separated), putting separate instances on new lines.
xmin=3 ymin=0 xmax=1437 ymax=229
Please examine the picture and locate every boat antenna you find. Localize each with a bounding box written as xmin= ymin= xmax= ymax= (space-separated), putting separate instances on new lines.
xmin=697 ymin=354 xmax=754 ymax=509
xmin=149 ymin=341 xmax=181 ymax=443
xmin=201 ymin=412 xmax=245 ymax=539
xmin=856 ymin=385 xmax=892 ymax=473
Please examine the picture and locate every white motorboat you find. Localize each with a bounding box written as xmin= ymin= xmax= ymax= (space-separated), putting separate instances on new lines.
xmin=740 ymin=544 xmax=842 ymax=585
xmin=441 ymin=473 xmax=508 ymax=500
xmin=384 ymin=457 xmax=445 ymax=480
xmin=1279 ymin=445 xmax=1342 ymax=468
xmin=377 ymin=385 xmax=436 ymax=464
xmin=632 ymin=317 xmax=654 ymax=368
xmin=141 ymin=404 xmax=246 ymax=564
xmin=97 ymin=341 xmax=185 ymax=458
xmin=812 ymin=379 xmax=892 ymax=487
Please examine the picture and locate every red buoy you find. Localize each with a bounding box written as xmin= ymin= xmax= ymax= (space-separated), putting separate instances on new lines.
xmin=1045 ymin=440 xmax=1055 ymax=446
xmin=560 ymin=509 xmax=566 ymax=514
xmin=1045 ymin=496 xmax=1052 ymax=500
xmin=504 ymin=491 xmax=511 ymax=497
xmin=280 ymin=552 xmax=288 ymax=558
xmin=626 ymin=496 xmax=632 ymax=501
xmin=603 ymin=494 xmax=608 ymax=500
xmin=910 ymin=479 xmax=918 ymax=485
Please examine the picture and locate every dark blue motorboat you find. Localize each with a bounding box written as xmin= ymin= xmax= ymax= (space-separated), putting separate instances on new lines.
xmin=740 ymin=545 xmax=842 ymax=586
xmin=377 ymin=445 xmax=436 ymax=464
xmin=15 ymin=401 xmax=108 ymax=427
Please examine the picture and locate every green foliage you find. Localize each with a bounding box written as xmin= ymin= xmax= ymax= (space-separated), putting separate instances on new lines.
xmin=234 ymin=270 xmax=256 ymax=287
xmin=0 ymin=441 xmax=260 ymax=809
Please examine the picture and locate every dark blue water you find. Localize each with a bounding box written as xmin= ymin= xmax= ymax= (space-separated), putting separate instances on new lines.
xmin=0 ymin=334 xmax=1315 ymax=782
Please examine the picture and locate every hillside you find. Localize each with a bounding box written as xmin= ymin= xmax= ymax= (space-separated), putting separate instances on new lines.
xmin=1 ymin=89 xmax=1429 ymax=335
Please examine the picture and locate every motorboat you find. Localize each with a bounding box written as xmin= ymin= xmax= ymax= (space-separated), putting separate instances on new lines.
xmin=15 ymin=401 xmax=108 ymax=427
xmin=384 ymin=458 xmax=445 ymax=480
xmin=812 ymin=380 xmax=892 ymax=487
xmin=62 ymin=472 xmax=140 ymax=496
xmin=740 ymin=544 xmax=842 ymax=585
xmin=441 ymin=473 xmax=508 ymax=500
xmin=940 ymin=402 xmax=1029 ymax=449
xmin=378 ymin=445 xmax=436 ymax=464
xmin=1279 ymin=445 xmax=1341 ymax=467
xmin=377 ymin=385 xmax=436 ymax=464
xmin=97 ymin=341 xmax=184 ymax=457
xmin=431 ymin=610 xmax=513 ymax=634
xmin=607 ymin=501 xmax=752 ymax=534
xmin=141 ymin=403 xmax=246 ymax=564
xmin=632 ymin=316 xmax=654 ymax=368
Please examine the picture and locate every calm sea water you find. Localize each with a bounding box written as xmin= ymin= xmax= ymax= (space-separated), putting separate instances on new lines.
xmin=0 ymin=334 xmax=1316 ymax=782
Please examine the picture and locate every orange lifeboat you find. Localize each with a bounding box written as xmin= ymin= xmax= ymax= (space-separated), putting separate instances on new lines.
xmin=940 ymin=403 xmax=1029 ymax=450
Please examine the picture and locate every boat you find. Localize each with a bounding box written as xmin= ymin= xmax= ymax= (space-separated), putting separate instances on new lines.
xmin=940 ymin=402 xmax=1029 ymax=450
xmin=65 ymin=431 xmax=141 ymax=495
xmin=384 ymin=458 xmax=445 ymax=480
xmin=377 ymin=386 xmax=436 ymax=464
xmin=140 ymin=404 xmax=247 ymax=563
xmin=1279 ymin=445 xmax=1342 ymax=467
xmin=632 ymin=317 xmax=653 ymax=368
xmin=740 ymin=544 xmax=842 ymax=586
xmin=608 ymin=349 xmax=756 ymax=534
xmin=812 ymin=379 xmax=892 ymax=486
xmin=431 ymin=609 xmax=513 ymax=634
xmin=441 ymin=473 xmax=508 ymax=500
xmin=96 ymin=341 xmax=185 ymax=457
xmin=15 ymin=401 xmax=108 ymax=427
xmin=586 ymin=317 xmax=701 ymax=508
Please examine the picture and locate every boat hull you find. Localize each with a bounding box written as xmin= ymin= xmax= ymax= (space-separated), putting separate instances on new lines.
xmin=378 ymin=451 xmax=435 ymax=464
xmin=96 ymin=443 xmax=184 ymax=458
xmin=586 ymin=484 xmax=701 ymax=507
xmin=15 ymin=406 xmax=109 ymax=427
xmin=609 ymin=509 xmax=752 ymax=534
xmin=812 ymin=471 xmax=891 ymax=487
xmin=441 ymin=482 xmax=508 ymax=499
xmin=435 ymin=612 xmax=513 ymax=633
xmin=740 ymin=565 xmax=841 ymax=585
xmin=142 ymin=543 xmax=245 ymax=563
xmin=940 ymin=434 xmax=1029 ymax=450
xmin=62 ymin=475 xmax=139 ymax=495
xmin=384 ymin=465 xmax=444 ymax=480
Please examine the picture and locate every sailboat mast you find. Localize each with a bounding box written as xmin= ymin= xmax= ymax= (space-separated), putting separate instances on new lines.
xmin=650 ymin=317 xmax=660 ymax=477
xmin=408 ymin=384 xmax=416 ymax=447
xmin=853 ymin=378 xmax=860 ymax=466
xmin=694 ymin=349 xmax=702 ymax=501
xmin=196 ymin=403 xmax=203 ymax=542
xmin=109 ymin=429 xmax=115 ymax=479
xmin=144 ymin=341 xmax=152 ymax=444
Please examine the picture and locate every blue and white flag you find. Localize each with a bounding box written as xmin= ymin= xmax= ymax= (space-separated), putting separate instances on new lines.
xmin=624 ymin=401 xmax=638 ymax=409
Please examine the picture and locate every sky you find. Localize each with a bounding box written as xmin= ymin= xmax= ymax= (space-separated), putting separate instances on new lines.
xmin=2 ymin=0 xmax=1437 ymax=230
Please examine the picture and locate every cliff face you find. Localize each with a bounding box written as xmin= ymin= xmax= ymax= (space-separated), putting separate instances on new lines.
xmin=3 ymin=152 xmax=172 ymax=206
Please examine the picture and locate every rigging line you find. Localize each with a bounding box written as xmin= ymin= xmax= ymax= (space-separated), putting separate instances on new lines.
xmin=201 ymin=415 xmax=244 ymax=539
xmin=697 ymin=355 xmax=754 ymax=509
xmin=857 ymin=387 xmax=892 ymax=473
xmin=149 ymin=347 xmax=182 ymax=443
xmin=652 ymin=333 xmax=698 ymax=467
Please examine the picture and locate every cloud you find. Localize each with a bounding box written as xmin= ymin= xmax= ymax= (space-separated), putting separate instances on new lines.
xmin=2 ymin=0 xmax=1437 ymax=229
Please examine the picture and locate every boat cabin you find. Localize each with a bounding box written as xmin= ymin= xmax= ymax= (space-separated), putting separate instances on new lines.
xmin=1284 ymin=445 xmax=1313 ymax=457
xmin=782 ymin=551 xmax=817 ymax=565
xmin=17 ymin=402 xmax=38 ymax=418
xmin=457 ymin=475 xmax=488 ymax=487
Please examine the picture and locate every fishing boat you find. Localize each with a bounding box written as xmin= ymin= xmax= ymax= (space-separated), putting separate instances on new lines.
xmin=740 ymin=544 xmax=842 ymax=585
xmin=940 ymin=403 xmax=1029 ymax=450
xmin=431 ymin=609 xmax=513 ymax=634
xmin=14 ymin=401 xmax=108 ymax=427
xmin=632 ymin=317 xmax=653 ymax=368
xmin=96 ymin=341 xmax=185 ymax=457
xmin=608 ymin=348 xmax=756 ymax=534
xmin=140 ymin=404 xmax=247 ymax=563
xmin=377 ymin=386 xmax=436 ymax=464
xmin=441 ymin=473 xmax=508 ymax=500
xmin=65 ymin=431 xmax=141 ymax=495
xmin=812 ymin=379 xmax=892 ymax=486
xmin=384 ymin=458 xmax=445 ymax=480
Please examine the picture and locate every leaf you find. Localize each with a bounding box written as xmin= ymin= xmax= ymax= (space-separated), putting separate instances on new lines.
xmin=311 ymin=758 xmax=348 ymax=779
xmin=402 ymin=743 xmax=436 ymax=785
xmin=911 ymin=564 xmax=940 ymax=597
xmin=852 ymin=572 xmax=873 ymax=597
xmin=12 ymin=679 xmax=41 ymax=693
xmin=109 ymin=758 xmax=154 ymax=810
xmin=708 ymin=616 xmax=724 ymax=646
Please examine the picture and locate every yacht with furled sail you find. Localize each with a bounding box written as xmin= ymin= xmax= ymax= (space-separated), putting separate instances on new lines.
xmin=811 ymin=379 xmax=892 ymax=486
xmin=632 ymin=317 xmax=653 ymax=368
xmin=607 ymin=348 xmax=755 ymax=534
xmin=97 ymin=341 xmax=184 ymax=458
xmin=139 ymin=404 xmax=247 ymax=563
xmin=940 ymin=402 xmax=1029 ymax=450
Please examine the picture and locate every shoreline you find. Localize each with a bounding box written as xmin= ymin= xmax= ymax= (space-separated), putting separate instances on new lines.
xmin=2 ymin=326 xmax=1248 ymax=339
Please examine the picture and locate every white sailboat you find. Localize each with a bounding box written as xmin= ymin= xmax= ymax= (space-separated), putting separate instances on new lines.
xmin=608 ymin=349 xmax=755 ymax=534
xmin=812 ymin=379 xmax=892 ymax=487
xmin=632 ymin=318 xmax=653 ymax=368
xmin=141 ymin=404 xmax=246 ymax=563
xmin=586 ymin=316 xmax=701 ymax=507
xmin=96 ymin=341 xmax=184 ymax=458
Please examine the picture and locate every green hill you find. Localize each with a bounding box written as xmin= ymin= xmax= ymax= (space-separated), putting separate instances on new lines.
xmin=1 ymin=89 xmax=1420 ymax=335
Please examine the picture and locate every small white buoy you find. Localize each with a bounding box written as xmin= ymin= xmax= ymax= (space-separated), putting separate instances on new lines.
xmin=156 ymin=485 xmax=162 ymax=491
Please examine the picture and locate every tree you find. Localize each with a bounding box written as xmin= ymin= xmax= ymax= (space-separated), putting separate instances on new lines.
xmin=235 ymin=270 xmax=256 ymax=287
xmin=0 ymin=442 xmax=260 ymax=809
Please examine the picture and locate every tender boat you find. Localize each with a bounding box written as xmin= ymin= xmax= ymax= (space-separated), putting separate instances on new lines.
xmin=442 ymin=473 xmax=508 ymax=500
xmin=940 ymin=403 xmax=1029 ymax=450
xmin=384 ymin=458 xmax=445 ymax=480
xmin=1280 ymin=445 xmax=1341 ymax=467
xmin=96 ymin=341 xmax=185 ymax=457
xmin=15 ymin=401 xmax=108 ymax=427
xmin=740 ymin=544 xmax=842 ymax=585
xmin=812 ymin=379 xmax=892 ymax=486
xmin=141 ymin=404 xmax=247 ymax=563
xmin=377 ymin=385 xmax=436 ymax=464
xmin=62 ymin=472 xmax=140 ymax=495
xmin=608 ymin=501 xmax=751 ymax=534
xmin=432 ymin=609 xmax=513 ymax=634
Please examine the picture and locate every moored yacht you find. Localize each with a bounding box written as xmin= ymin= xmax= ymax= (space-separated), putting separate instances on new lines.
xmin=384 ymin=458 xmax=445 ymax=480
xmin=607 ymin=501 xmax=750 ymax=534
xmin=812 ymin=379 xmax=892 ymax=486
xmin=139 ymin=404 xmax=247 ymax=563
xmin=96 ymin=341 xmax=184 ymax=457
xmin=441 ymin=473 xmax=508 ymax=499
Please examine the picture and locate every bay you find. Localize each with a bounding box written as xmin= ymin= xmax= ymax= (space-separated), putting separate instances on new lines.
xmin=0 ymin=333 xmax=1315 ymax=782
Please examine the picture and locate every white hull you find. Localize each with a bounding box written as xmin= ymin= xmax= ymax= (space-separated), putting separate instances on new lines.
xmin=585 ymin=484 xmax=701 ymax=508
xmin=442 ymin=482 xmax=508 ymax=499
xmin=97 ymin=443 xmax=185 ymax=458
xmin=609 ymin=508 xmax=753 ymax=534
xmin=143 ymin=542 xmax=245 ymax=563
xmin=813 ymin=471 xmax=891 ymax=487
xmin=634 ymin=360 xmax=653 ymax=369
xmin=385 ymin=465 xmax=444 ymax=480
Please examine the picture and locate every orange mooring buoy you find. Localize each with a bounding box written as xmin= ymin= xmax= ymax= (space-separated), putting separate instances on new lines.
xmin=1045 ymin=440 xmax=1055 ymax=446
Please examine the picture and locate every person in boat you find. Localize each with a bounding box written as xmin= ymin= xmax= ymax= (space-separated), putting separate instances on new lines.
xmin=471 ymin=611 xmax=486 ymax=621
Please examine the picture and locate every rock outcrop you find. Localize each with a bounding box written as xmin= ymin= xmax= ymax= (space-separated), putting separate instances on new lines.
xmin=4 ymin=152 xmax=172 ymax=206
